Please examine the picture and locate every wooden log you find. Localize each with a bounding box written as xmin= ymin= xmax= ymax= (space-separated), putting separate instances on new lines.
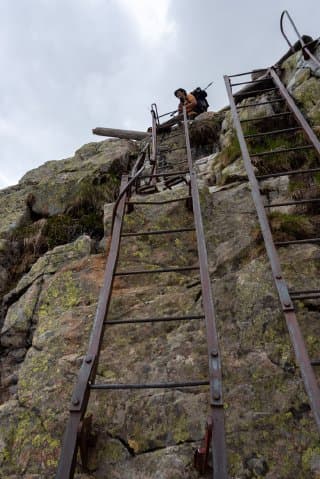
xmin=92 ymin=127 xmax=151 ymax=141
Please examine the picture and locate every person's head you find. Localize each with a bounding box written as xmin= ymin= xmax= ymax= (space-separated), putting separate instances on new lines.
xmin=174 ymin=88 xmax=187 ymax=100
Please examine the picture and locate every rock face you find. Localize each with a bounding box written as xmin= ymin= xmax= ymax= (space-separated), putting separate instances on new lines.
xmin=1 ymin=46 xmax=320 ymax=479
xmin=0 ymin=139 xmax=137 ymax=301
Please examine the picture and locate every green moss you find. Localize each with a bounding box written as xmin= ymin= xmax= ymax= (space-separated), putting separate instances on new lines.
xmin=252 ymin=131 xmax=305 ymax=152
xmin=269 ymin=212 xmax=313 ymax=240
xmin=9 ymin=210 xmax=102 ymax=262
xmin=189 ymin=116 xmax=221 ymax=147
xmin=242 ymin=124 xmax=260 ymax=137
xmin=72 ymin=174 xmax=119 ymax=213
xmin=172 ymin=414 xmax=190 ymax=443
xmin=45 ymin=215 xmax=77 ymax=248
xmin=288 ymin=179 xmax=308 ymax=193
xmin=228 ymin=452 xmax=243 ymax=475
xmin=302 ymin=446 xmax=320 ymax=473
xmin=214 ymin=132 xmax=241 ymax=170
xmin=45 ymin=212 xmax=103 ymax=247
xmin=249 ymin=129 xmax=319 ymax=174
xmin=314 ymin=172 xmax=320 ymax=186
xmin=103 ymin=440 xmax=125 ymax=462
xmin=310 ymin=112 xmax=320 ymax=127
xmin=294 ymin=77 xmax=320 ymax=110
xmin=306 ymin=335 xmax=320 ymax=357
xmin=8 ymin=222 xmax=40 ymax=242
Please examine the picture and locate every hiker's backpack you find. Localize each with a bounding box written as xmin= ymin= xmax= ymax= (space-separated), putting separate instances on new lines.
xmin=191 ymin=87 xmax=209 ymax=113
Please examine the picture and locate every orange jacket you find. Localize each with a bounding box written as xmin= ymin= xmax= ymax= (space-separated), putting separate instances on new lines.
xmin=178 ymin=93 xmax=197 ymax=114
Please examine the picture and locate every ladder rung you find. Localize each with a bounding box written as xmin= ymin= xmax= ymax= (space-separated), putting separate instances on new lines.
xmin=290 ymin=289 xmax=320 ymax=300
xmin=234 ymin=87 xmax=278 ymax=97
xmin=161 ymin=146 xmax=186 ymax=153
xmin=244 ymin=126 xmax=302 ymax=139
xmin=136 ymin=185 xmax=158 ymax=194
xmin=240 ymin=112 xmax=292 ymax=123
xmin=265 ymin=198 xmax=320 ymax=208
xmin=90 ymin=380 xmax=210 ymax=390
xmin=290 ymin=289 xmax=320 ymax=295
xmin=133 ymin=170 xmax=189 ymax=179
xmin=228 ymin=68 xmax=268 ymax=78
xmin=252 ymin=145 xmax=313 ymax=157
xmin=275 ymin=238 xmax=320 ymax=246
xmin=236 ymin=99 xmax=285 ymax=109
xmin=292 ymin=294 xmax=320 ymax=300
xmin=121 ymin=227 xmax=195 ymax=237
xmin=164 ymin=176 xmax=187 ymax=188
xmin=104 ymin=314 xmax=205 ymax=325
xmin=115 ymin=266 xmax=200 ymax=276
xmin=173 ymin=160 xmax=189 ymax=166
xmin=230 ymin=78 xmax=270 ymax=87
xmin=127 ymin=196 xmax=191 ymax=206
xmin=256 ymin=167 xmax=320 ymax=180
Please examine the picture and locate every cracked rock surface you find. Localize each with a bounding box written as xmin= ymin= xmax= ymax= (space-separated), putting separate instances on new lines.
xmin=1 ymin=46 xmax=320 ymax=478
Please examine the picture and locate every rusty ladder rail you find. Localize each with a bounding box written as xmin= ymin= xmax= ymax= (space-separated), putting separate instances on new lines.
xmin=56 ymin=121 xmax=155 ymax=477
xmin=56 ymin=105 xmax=227 ymax=477
xmin=224 ymin=65 xmax=320 ymax=433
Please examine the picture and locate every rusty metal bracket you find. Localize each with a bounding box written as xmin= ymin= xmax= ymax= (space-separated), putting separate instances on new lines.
xmin=78 ymin=415 xmax=96 ymax=470
xmin=194 ymin=417 xmax=213 ymax=474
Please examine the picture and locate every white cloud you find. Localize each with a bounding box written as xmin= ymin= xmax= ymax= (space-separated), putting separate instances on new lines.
xmin=0 ymin=171 xmax=15 ymax=189
xmin=116 ymin=0 xmax=176 ymax=45
xmin=1 ymin=0 xmax=320 ymax=190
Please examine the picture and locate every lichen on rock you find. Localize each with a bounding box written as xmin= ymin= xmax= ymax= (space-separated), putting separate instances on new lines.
xmin=1 ymin=43 xmax=320 ymax=479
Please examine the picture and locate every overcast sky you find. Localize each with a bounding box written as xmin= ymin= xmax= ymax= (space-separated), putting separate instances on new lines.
xmin=1 ymin=0 xmax=319 ymax=189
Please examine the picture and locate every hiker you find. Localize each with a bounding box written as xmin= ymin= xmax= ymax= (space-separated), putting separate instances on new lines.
xmin=175 ymin=88 xmax=198 ymax=119
xmin=156 ymin=88 xmax=198 ymax=132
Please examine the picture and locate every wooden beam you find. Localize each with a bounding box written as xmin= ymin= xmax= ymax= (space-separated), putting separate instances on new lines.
xmin=92 ymin=127 xmax=151 ymax=141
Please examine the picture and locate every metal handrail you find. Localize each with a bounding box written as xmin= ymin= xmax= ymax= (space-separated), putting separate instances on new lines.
xmin=110 ymin=164 xmax=145 ymax=230
xmin=151 ymin=102 xmax=178 ymax=120
xmin=151 ymin=105 xmax=157 ymax=165
xmin=280 ymin=10 xmax=320 ymax=67
xmin=146 ymin=104 xmax=158 ymax=182
xmin=131 ymin=141 xmax=149 ymax=177
xmin=151 ymin=103 xmax=160 ymax=125
xmin=158 ymin=109 xmax=178 ymax=118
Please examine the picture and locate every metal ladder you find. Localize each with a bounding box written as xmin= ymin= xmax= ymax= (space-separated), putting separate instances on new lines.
xmin=224 ymin=65 xmax=320 ymax=433
xmin=56 ymin=106 xmax=228 ymax=478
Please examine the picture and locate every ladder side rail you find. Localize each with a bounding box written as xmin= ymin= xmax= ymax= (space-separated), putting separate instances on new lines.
xmin=56 ymin=175 xmax=129 ymax=478
xmin=147 ymin=105 xmax=158 ymax=182
xmin=224 ymin=75 xmax=320 ymax=431
xmin=111 ymin=160 xmax=147 ymax=229
xmin=151 ymin=107 xmax=157 ymax=167
xmin=182 ymin=107 xmax=228 ymax=478
xmin=268 ymin=67 xmax=320 ymax=156
xmin=130 ymin=142 xmax=149 ymax=178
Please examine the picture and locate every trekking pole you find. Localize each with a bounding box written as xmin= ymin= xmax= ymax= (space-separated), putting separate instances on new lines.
xmin=203 ymin=81 xmax=214 ymax=91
